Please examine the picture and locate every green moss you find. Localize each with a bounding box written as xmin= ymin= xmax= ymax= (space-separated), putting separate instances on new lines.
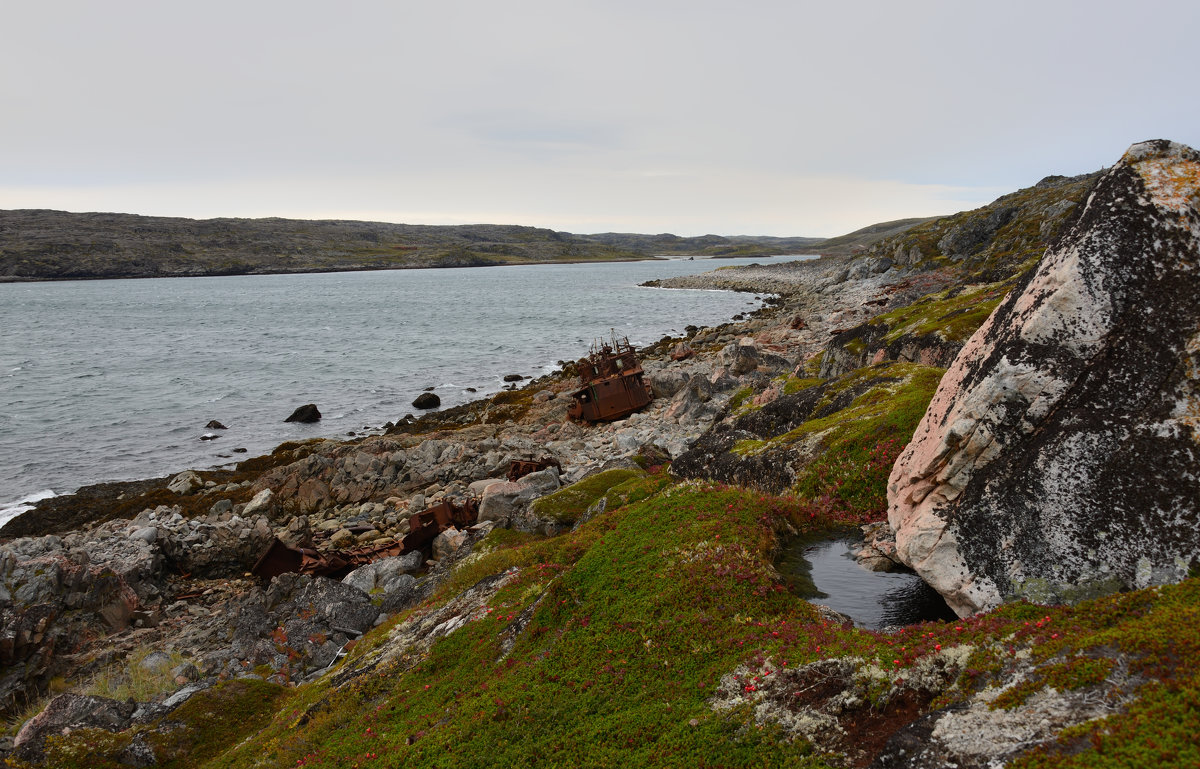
xmin=869 ymin=282 xmax=1009 ymax=344
xmin=35 ymin=679 xmax=287 ymax=769
xmin=727 ymin=386 xmax=756 ymax=415
xmin=728 ymin=363 xmax=946 ymax=521
xmin=782 ymin=377 xmax=822 ymax=395
xmin=529 ymin=468 xmax=647 ymax=523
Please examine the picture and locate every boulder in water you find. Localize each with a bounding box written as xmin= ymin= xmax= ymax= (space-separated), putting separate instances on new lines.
xmin=412 ymin=392 xmax=441 ymax=409
xmin=284 ymin=404 xmax=321 ymax=423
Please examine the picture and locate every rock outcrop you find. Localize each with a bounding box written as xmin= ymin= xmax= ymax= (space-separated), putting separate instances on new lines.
xmin=888 ymin=140 xmax=1200 ymax=616
xmin=284 ymin=404 xmax=322 ymax=423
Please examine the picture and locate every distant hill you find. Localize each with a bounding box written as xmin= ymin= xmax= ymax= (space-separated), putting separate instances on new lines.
xmin=800 ymin=216 xmax=939 ymax=257
xmin=0 ymin=210 xmax=829 ymax=282
xmin=0 ymin=207 xmax=963 ymax=283
xmin=0 ymin=210 xmax=651 ymax=281
xmin=578 ymin=232 xmax=824 ymax=257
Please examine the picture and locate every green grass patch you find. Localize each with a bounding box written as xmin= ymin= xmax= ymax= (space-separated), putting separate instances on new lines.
xmin=869 ymin=282 xmax=1010 ymax=344
xmin=35 ymin=679 xmax=287 ymax=769
xmin=782 ymin=377 xmax=823 ymax=395
xmin=21 ymin=482 xmax=1200 ymax=769
xmin=529 ymin=468 xmax=647 ymax=523
xmin=83 ymin=648 xmax=188 ymax=704
xmin=201 ymin=482 xmax=869 ymax=769
xmin=727 ymin=386 xmax=755 ymax=414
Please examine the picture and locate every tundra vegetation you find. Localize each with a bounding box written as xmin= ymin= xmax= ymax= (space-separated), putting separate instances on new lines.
xmin=4 ymin=152 xmax=1198 ymax=768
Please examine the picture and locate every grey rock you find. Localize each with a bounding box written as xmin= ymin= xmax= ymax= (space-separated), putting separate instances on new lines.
xmin=130 ymin=527 xmax=158 ymax=544
xmin=477 ymin=467 xmax=561 ymax=527
xmin=467 ymin=478 xmax=505 ymax=496
xmin=170 ymin=662 xmax=201 ymax=682
xmin=890 ymin=140 xmax=1200 ymax=616
xmin=14 ymin=693 xmax=136 ymax=760
xmin=166 ymin=471 xmax=203 ymax=495
xmin=137 ymin=650 xmax=173 ymax=673
xmin=160 ymin=681 xmax=211 ymax=710
xmin=241 ymin=489 xmax=273 ymax=517
xmin=432 ymin=528 xmax=468 ymax=560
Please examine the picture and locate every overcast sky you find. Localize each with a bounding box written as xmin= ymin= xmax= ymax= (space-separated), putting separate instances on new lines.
xmin=2 ymin=1 xmax=1196 ymax=237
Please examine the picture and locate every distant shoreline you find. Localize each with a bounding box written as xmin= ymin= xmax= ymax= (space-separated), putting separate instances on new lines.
xmin=0 ymin=253 xmax=823 ymax=284
xmin=0 ymin=208 xmax=828 ymax=283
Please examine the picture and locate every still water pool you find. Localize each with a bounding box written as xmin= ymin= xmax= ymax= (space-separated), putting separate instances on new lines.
xmin=779 ymin=536 xmax=957 ymax=630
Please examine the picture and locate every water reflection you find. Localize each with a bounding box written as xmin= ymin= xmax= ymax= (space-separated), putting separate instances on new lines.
xmin=780 ymin=536 xmax=957 ymax=630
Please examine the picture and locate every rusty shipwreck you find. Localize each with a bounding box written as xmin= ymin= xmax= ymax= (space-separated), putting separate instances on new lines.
xmin=567 ymin=334 xmax=654 ymax=423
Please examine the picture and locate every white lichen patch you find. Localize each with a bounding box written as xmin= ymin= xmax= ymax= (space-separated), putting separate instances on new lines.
xmin=710 ymin=647 xmax=973 ymax=750
xmin=931 ymin=686 xmax=1109 ymax=760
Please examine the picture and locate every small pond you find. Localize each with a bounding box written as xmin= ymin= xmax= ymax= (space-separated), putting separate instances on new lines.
xmin=779 ymin=536 xmax=957 ymax=630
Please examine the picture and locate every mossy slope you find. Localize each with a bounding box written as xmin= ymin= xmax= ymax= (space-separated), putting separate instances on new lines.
xmin=25 ymin=475 xmax=1200 ymax=768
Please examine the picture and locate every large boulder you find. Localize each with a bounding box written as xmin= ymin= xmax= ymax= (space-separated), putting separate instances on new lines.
xmin=13 ymin=693 xmax=136 ymax=761
xmin=477 ymin=467 xmax=561 ymax=529
xmin=157 ymin=514 xmax=274 ymax=579
xmin=229 ymin=574 xmax=379 ymax=678
xmin=166 ymin=470 xmax=203 ymax=495
xmin=412 ymin=392 xmax=441 ymax=409
xmin=888 ymin=140 xmax=1200 ymax=617
xmin=342 ymin=554 xmax=421 ymax=595
xmin=432 ymin=528 xmax=469 ymax=560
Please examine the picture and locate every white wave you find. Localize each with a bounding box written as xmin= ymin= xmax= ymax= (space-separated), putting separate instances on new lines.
xmin=0 ymin=489 xmax=56 ymax=528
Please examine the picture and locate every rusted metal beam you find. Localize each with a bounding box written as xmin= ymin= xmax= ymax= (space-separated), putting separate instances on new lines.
xmin=250 ymin=497 xmax=480 ymax=582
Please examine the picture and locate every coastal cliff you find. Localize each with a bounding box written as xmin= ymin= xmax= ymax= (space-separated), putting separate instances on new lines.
xmin=2 ymin=142 xmax=1199 ymax=768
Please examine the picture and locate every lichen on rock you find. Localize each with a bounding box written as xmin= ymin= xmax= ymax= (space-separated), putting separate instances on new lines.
xmin=888 ymin=139 xmax=1200 ymax=617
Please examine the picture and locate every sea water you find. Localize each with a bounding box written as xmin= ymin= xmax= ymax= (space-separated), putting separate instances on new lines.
xmin=0 ymin=256 xmax=814 ymax=522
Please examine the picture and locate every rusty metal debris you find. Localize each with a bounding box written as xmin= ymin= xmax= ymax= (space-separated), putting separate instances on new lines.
xmin=567 ymin=333 xmax=655 ymax=423
xmin=506 ymin=456 xmax=562 ymax=482
xmin=251 ymin=497 xmax=480 ymax=582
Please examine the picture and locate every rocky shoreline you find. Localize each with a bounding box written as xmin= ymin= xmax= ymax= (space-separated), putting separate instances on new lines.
xmin=0 ymin=247 xmax=910 ymax=757
xmin=2 ymin=141 xmax=1197 ymax=768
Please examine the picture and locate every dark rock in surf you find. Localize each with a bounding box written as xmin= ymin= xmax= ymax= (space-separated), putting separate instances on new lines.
xmin=284 ymin=404 xmax=321 ymax=423
xmin=205 ymin=420 xmax=227 ymax=430
xmin=412 ymin=393 xmax=441 ymax=410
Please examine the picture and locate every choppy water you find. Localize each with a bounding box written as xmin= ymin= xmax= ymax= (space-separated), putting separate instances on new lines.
xmin=0 ymin=256 xmax=814 ymax=521
xmin=780 ymin=536 xmax=956 ymax=629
